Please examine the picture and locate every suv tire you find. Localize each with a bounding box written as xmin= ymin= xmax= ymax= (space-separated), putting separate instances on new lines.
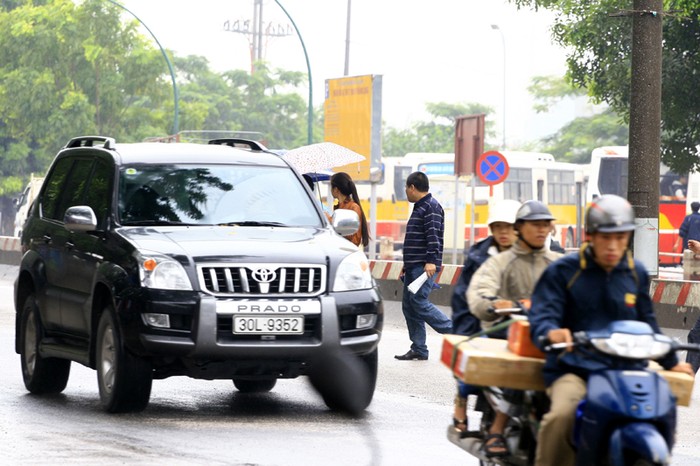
xmin=96 ymin=306 xmax=153 ymax=413
xmin=309 ymin=348 xmax=375 ymax=415
xmin=233 ymin=378 xmax=277 ymax=393
xmin=20 ymin=295 xmax=71 ymax=394
xmin=359 ymin=348 xmax=378 ymax=402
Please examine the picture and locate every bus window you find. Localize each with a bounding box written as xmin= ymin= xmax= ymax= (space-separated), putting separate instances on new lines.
xmin=417 ymin=162 xmax=454 ymax=175
xmin=547 ymin=170 xmax=575 ymax=204
xmin=393 ymin=166 xmax=411 ymax=202
xmin=504 ymin=168 xmax=533 ymax=202
xmin=660 ymin=171 xmax=687 ymax=198
xmin=598 ymin=158 xmax=628 ymax=197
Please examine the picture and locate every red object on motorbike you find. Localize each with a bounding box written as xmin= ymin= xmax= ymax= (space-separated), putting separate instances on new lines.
xmin=507 ymin=320 xmax=545 ymax=359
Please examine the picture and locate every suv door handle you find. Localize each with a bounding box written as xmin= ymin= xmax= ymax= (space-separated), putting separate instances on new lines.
xmin=42 ymin=235 xmax=51 ymax=244
xmin=65 ymin=241 xmax=75 ymax=249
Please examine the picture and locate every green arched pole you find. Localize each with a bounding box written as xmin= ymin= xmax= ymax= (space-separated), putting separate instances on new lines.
xmin=105 ymin=0 xmax=179 ymax=135
xmin=273 ymin=0 xmax=313 ymax=144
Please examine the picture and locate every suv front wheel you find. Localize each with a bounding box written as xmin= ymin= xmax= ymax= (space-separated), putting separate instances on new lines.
xmin=233 ymin=378 xmax=277 ymax=393
xmin=96 ymin=305 xmax=153 ymax=412
xmin=20 ymin=294 xmax=71 ymax=393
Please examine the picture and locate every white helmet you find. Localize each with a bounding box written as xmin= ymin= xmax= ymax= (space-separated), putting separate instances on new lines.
xmin=487 ymin=200 xmax=521 ymax=226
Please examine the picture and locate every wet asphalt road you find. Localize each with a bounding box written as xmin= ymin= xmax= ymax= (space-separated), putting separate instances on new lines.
xmin=0 ymin=266 xmax=477 ymax=466
xmin=1 ymin=264 xmax=699 ymax=465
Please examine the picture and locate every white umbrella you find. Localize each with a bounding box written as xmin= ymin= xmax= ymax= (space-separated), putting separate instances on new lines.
xmin=280 ymin=142 xmax=365 ymax=174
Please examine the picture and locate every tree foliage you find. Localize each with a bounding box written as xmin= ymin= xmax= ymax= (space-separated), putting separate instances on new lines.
xmin=0 ymin=0 xmax=170 ymax=198
xmin=172 ymin=57 xmax=313 ymax=148
xmin=540 ymin=109 xmax=629 ymax=163
xmin=528 ymin=75 xmax=629 ymax=162
xmin=509 ymin=0 xmax=700 ymax=173
xmin=382 ymin=102 xmax=495 ymax=157
xmin=0 ymin=1 xmax=315 ymax=234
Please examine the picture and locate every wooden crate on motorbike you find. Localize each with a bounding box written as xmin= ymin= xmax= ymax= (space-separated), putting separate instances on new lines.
xmin=441 ymin=334 xmax=695 ymax=406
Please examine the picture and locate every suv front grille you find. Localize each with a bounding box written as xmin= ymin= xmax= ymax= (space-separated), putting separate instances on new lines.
xmin=197 ymin=263 xmax=326 ymax=297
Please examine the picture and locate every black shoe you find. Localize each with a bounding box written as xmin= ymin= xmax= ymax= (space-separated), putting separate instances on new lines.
xmin=394 ymin=350 xmax=428 ymax=361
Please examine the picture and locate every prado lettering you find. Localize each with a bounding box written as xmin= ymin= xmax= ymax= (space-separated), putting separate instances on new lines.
xmin=235 ymin=304 xmax=303 ymax=313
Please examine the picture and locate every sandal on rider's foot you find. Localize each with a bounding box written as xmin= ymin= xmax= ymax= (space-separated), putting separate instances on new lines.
xmin=483 ymin=433 xmax=509 ymax=457
xmin=453 ymin=417 xmax=482 ymax=438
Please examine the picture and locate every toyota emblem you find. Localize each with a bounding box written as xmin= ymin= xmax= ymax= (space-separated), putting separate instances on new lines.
xmin=251 ymin=268 xmax=277 ymax=283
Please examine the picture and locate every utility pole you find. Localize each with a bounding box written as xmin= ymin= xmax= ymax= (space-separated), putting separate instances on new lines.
xmin=627 ymin=0 xmax=663 ymax=276
xmin=223 ymin=0 xmax=293 ymax=74
xmin=344 ymin=0 xmax=351 ymax=76
xmin=252 ymin=0 xmax=263 ymax=63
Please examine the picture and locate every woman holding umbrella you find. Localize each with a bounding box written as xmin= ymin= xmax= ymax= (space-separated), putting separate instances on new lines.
xmin=330 ymin=172 xmax=369 ymax=248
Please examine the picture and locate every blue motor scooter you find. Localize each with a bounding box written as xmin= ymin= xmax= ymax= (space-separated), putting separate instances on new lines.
xmin=447 ymin=320 xmax=698 ymax=466
xmin=546 ymin=320 xmax=698 ymax=466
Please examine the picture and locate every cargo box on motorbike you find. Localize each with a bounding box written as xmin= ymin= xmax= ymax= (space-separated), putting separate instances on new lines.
xmin=507 ymin=319 xmax=545 ymax=359
xmin=441 ymin=334 xmax=695 ymax=406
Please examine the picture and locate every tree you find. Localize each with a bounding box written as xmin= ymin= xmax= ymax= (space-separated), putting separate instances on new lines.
xmin=0 ymin=0 xmax=172 ymax=233
xmin=0 ymin=2 xmax=316 ymax=234
xmin=528 ymin=75 xmax=628 ymax=162
xmin=540 ymin=110 xmax=629 ymax=163
xmin=382 ymin=102 xmax=495 ymax=157
xmin=509 ymin=0 xmax=700 ymax=173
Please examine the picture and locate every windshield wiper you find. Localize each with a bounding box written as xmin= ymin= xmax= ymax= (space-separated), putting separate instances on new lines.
xmin=219 ymin=221 xmax=287 ymax=227
xmin=121 ymin=220 xmax=200 ymax=226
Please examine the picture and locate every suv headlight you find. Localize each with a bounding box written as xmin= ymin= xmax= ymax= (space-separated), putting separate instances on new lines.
xmin=333 ymin=251 xmax=373 ymax=291
xmin=138 ymin=252 xmax=192 ymax=291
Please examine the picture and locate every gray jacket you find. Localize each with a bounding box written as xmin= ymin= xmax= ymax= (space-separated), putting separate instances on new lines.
xmin=467 ymin=240 xmax=562 ymax=331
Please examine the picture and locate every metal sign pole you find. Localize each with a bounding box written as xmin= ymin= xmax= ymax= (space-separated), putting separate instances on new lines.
xmin=470 ymin=175 xmax=476 ymax=248
xmin=452 ymin=174 xmax=459 ymax=264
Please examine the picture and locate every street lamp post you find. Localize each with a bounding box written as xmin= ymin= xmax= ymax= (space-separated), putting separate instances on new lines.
xmin=491 ymin=24 xmax=506 ymax=150
xmin=105 ymin=0 xmax=179 ymax=135
xmin=273 ymin=0 xmax=313 ymax=145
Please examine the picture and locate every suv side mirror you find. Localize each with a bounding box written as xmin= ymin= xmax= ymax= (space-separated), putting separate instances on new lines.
xmin=64 ymin=206 xmax=98 ymax=232
xmin=332 ymin=209 xmax=360 ymax=236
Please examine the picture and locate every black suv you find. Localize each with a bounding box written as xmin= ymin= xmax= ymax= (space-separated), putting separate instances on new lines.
xmin=15 ymin=136 xmax=382 ymax=413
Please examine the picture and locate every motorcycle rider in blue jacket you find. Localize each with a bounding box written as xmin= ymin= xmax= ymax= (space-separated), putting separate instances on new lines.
xmin=528 ymin=194 xmax=695 ymax=466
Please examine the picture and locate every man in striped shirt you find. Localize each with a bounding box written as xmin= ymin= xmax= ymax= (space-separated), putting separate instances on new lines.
xmin=395 ymin=171 xmax=452 ymax=361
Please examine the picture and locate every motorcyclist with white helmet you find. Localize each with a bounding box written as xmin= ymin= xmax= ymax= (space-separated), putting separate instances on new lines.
xmin=529 ymin=194 xmax=695 ymax=466
xmin=467 ymin=200 xmax=562 ymax=457
xmin=450 ymin=199 xmax=520 ymax=436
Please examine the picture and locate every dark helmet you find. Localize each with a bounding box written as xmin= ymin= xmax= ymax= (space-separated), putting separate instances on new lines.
xmin=515 ymin=200 xmax=555 ymax=223
xmin=585 ymin=195 xmax=635 ymax=234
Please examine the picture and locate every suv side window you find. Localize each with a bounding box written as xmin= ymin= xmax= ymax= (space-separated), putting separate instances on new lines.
xmin=41 ymin=157 xmax=73 ymax=220
xmin=84 ymin=160 xmax=112 ymax=228
xmin=55 ymin=159 xmax=94 ymax=221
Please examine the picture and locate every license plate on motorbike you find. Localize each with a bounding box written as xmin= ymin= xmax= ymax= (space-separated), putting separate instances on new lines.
xmin=232 ymin=316 xmax=304 ymax=335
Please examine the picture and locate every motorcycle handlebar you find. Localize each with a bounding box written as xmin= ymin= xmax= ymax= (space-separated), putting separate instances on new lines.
xmin=489 ymin=307 xmax=523 ymax=315
xmin=538 ymin=331 xmax=588 ymax=353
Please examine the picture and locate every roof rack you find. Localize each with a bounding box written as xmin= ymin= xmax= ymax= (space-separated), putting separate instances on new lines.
xmin=208 ymin=138 xmax=268 ymax=151
xmin=65 ymin=136 xmax=116 ymax=150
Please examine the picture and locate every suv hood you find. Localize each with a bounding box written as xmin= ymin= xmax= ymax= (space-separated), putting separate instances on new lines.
xmin=118 ymin=226 xmax=357 ymax=262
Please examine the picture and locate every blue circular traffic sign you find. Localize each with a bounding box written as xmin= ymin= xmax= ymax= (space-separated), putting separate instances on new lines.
xmin=476 ymin=151 xmax=509 ymax=186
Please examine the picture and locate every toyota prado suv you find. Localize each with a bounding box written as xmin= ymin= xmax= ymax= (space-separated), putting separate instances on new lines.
xmin=14 ymin=136 xmax=383 ymax=413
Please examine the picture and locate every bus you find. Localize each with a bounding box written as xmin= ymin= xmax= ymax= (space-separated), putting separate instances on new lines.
xmin=587 ymin=146 xmax=690 ymax=265
xmin=342 ymin=151 xmax=588 ymax=257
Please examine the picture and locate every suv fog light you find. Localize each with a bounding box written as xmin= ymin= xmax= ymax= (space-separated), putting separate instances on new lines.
xmin=143 ymin=313 xmax=171 ymax=328
xmin=356 ymin=314 xmax=376 ymax=330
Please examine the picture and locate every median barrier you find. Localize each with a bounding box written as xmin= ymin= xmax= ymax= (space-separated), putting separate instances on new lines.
xmin=650 ymin=279 xmax=700 ymax=331
xmin=0 ymin=236 xmax=20 ymax=266
xmin=0 ymin=239 xmax=696 ymax=332
xmin=369 ymin=259 xmax=698 ymax=332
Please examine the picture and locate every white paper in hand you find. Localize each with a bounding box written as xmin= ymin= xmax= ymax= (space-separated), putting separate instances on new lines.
xmin=407 ymin=272 xmax=428 ymax=294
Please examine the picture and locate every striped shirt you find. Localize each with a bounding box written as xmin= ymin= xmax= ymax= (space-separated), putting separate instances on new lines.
xmin=403 ymin=193 xmax=444 ymax=268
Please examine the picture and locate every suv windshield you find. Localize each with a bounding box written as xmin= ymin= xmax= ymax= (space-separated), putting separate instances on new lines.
xmin=118 ymin=164 xmax=322 ymax=227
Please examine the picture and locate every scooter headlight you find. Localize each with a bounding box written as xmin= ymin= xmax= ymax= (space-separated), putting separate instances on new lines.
xmin=590 ymin=332 xmax=672 ymax=360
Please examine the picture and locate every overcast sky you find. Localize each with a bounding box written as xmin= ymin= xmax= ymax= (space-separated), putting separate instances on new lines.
xmin=121 ymin=0 xmax=576 ymax=146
